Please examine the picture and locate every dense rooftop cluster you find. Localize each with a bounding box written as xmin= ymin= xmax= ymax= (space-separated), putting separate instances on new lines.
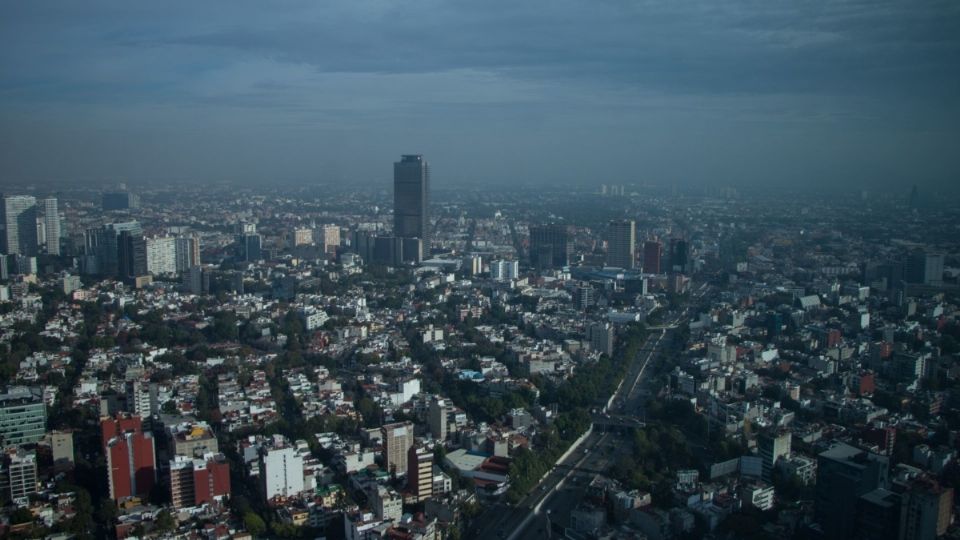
xmin=0 ymin=182 xmax=957 ymax=540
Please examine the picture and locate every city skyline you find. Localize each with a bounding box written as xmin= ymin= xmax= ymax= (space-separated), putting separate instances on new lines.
xmin=1 ymin=3 xmax=960 ymax=539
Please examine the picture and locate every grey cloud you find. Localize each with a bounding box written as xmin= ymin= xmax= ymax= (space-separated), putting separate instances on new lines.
xmin=0 ymin=0 xmax=957 ymax=189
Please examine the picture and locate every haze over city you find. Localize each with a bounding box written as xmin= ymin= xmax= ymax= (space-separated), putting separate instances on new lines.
xmin=2 ymin=1 xmax=959 ymax=190
xmin=2 ymin=4 xmax=960 ymax=540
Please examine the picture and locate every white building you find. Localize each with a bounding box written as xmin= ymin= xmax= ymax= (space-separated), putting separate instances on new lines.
xmin=146 ymin=237 xmax=178 ymax=275
xmin=261 ymin=446 xmax=304 ymax=500
xmin=300 ymin=307 xmax=329 ymax=331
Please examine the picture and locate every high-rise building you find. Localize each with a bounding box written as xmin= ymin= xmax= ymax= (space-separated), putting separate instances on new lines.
xmin=175 ymin=235 xmax=201 ymax=272
xmin=905 ymin=251 xmax=945 ymax=286
xmin=0 ymin=386 xmax=47 ymax=446
xmin=606 ymin=220 xmax=636 ymax=269
xmin=758 ymin=430 xmax=791 ymax=482
xmin=643 ymin=241 xmax=662 ymax=274
xmin=382 ymin=421 xmax=414 ymax=476
xmin=321 ymin=225 xmax=341 ymax=253
xmin=2 ymin=196 xmax=38 ymax=256
xmin=292 ymin=227 xmax=313 ymax=247
xmin=407 ymin=445 xmax=434 ymax=502
xmin=815 ymin=442 xmax=889 ymax=540
xmin=394 ymin=154 xmax=431 ymax=255
xmin=669 ymin=239 xmax=690 ymax=273
xmin=169 ymin=453 xmax=231 ymax=509
xmin=125 ymin=380 xmax=157 ymax=418
xmin=145 ymin=236 xmax=177 ymax=275
xmin=429 ymin=398 xmax=449 ymax=441
xmin=96 ymin=221 xmax=142 ymax=277
xmin=102 ymin=414 xmax=156 ymax=501
xmin=238 ymin=233 xmax=262 ymax=262
xmin=42 ymin=198 xmax=61 ymax=255
xmin=102 ymin=191 xmax=140 ymax=211
xmin=491 ymin=260 xmax=519 ymax=281
xmin=463 ymin=254 xmax=482 ymax=275
xmin=261 ymin=446 xmax=304 ymax=500
xmin=529 ymin=224 xmax=571 ymax=269
xmin=574 ymin=282 xmax=594 ymax=311
xmin=118 ymin=231 xmax=147 ymax=279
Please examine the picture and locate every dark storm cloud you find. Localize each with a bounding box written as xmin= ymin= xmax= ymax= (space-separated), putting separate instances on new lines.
xmin=0 ymin=1 xmax=958 ymax=188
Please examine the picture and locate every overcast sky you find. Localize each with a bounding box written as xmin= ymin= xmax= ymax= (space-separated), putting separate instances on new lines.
xmin=1 ymin=1 xmax=958 ymax=190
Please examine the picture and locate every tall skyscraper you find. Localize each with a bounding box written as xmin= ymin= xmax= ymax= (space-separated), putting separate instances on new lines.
xmin=175 ymin=235 xmax=201 ymax=272
xmin=529 ymin=224 xmax=571 ymax=269
xmin=118 ymin=231 xmax=147 ymax=278
xmin=393 ymin=155 xmax=430 ymax=258
xmin=643 ymin=240 xmax=662 ymax=274
xmin=606 ymin=219 xmax=636 ymax=269
xmin=382 ymin=421 xmax=414 ymax=475
xmin=669 ymin=238 xmax=690 ymax=273
xmin=43 ymin=198 xmax=61 ymax=255
xmin=2 ymin=196 xmax=38 ymax=256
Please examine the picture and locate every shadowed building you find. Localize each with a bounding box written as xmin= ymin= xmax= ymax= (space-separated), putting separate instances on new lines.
xmin=606 ymin=219 xmax=635 ymax=269
xmin=394 ymin=154 xmax=430 ymax=261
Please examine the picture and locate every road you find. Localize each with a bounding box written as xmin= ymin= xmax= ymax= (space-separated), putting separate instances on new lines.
xmin=468 ymin=325 xmax=673 ymax=540
xmin=468 ymin=283 xmax=712 ymax=539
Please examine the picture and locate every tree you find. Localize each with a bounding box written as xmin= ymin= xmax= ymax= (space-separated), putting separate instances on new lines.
xmin=10 ymin=508 xmax=34 ymax=525
xmin=244 ymin=512 xmax=267 ymax=536
xmin=154 ymin=510 xmax=175 ymax=533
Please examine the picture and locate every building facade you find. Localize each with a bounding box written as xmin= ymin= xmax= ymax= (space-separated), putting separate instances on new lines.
xmin=529 ymin=224 xmax=571 ymax=269
xmin=43 ymin=198 xmax=61 ymax=255
xmin=393 ymin=154 xmax=431 ymax=255
xmin=0 ymin=386 xmax=47 ymax=446
xmin=382 ymin=422 xmax=414 ymax=476
xmin=2 ymin=196 xmax=38 ymax=256
xmin=606 ymin=219 xmax=636 ymax=269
